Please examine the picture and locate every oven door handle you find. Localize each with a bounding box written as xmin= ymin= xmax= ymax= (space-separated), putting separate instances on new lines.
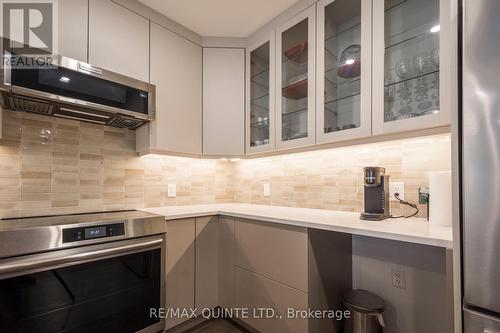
xmin=0 ymin=236 xmax=164 ymax=279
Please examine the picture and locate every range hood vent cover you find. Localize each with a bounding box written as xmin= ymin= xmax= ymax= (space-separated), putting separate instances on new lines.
xmin=108 ymin=117 xmax=144 ymax=129
xmin=1 ymin=93 xmax=147 ymax=130
xmin=6 ymin=96 xmax=55 ymax=115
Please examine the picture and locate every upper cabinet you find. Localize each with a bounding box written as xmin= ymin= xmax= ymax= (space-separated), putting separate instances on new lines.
xmin=203 ymin=48 xmax=245 ymax=157
xmin=245 ymin=0 xmax=454 ymax=155
xmin=316 ymin=0 xmax=372 ymax=144
xmin=372 ymin=0 xmax=451 ymax=135
xmin=88 ymin=0 xmax=150 ymax=82
xmin=137 ymin=22 xmax=202 ymax=156
xmin=246 ymin=34 xmax=276 ymax=155
xmin=58 ymin=0 xmax=88 ymax=62
xmin=276 ymin=6 xmax=316 ymax=150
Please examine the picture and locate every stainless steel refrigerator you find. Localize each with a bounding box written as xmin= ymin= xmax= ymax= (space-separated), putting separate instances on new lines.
xmin=462 ymin=0 xmax=500 ymax=331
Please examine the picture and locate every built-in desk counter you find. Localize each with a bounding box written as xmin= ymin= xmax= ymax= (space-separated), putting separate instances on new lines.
xmin=140 ymin=203 xmax=453 ymax=249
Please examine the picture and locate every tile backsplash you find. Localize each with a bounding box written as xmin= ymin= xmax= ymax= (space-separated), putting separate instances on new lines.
xmin=0 ymin=111 xmax=233 ymax=218
xmin=0 ymin=110 xmax=451 ymax=219
xmin=232 ymin=135 xmax=451 ymax=217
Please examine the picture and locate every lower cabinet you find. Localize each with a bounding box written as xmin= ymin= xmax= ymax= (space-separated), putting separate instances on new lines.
xmin=165 ymin=218 xmax=196 ymax=330
xmin=218 ymin=216 xmax=236 ymax=310
xmin=195 ymin=216 xmax=219 ymax=310
xmin=229 ymin=218 xmax=352 ymax=333
xmin=165 ymin=216 xmax=352 ymax=333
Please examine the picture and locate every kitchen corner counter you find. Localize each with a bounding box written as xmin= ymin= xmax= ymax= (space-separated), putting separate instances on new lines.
xmin=139 ymin=203 xmax=453 ymax=249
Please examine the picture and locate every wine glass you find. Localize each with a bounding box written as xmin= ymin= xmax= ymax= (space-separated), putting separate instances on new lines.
xmin=395 ymin=60 xmax=412 ymax=115
xmin=384 ymin=75 xmax=396 ymax=120
xmin=414 ymin=53 xmax=429 ymax=102
xmin=431 ymin=48 xmax=440 ymax=103
xmin=384 ymin=75 xmax=395 ymax=103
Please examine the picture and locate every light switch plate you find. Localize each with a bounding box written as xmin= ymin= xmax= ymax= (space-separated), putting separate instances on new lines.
xmin=167 ymin=184 xmax=176 ymax=198
xmin=389 ymin=182 xmax=405 ymax=201
xmin=263 ymin=183 xmax=271 ymax=197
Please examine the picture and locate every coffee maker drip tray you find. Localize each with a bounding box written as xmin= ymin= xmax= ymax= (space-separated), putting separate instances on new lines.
xmin=360 ymin=212 xmax=387 ymax=221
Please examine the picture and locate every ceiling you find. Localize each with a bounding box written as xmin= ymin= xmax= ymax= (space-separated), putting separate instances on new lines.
xmin=138 ymin=0 xmax=300 ymax=37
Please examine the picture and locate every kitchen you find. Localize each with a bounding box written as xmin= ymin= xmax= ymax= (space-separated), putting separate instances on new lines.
xmin=0 ymin=0 xmax=494 ymax=332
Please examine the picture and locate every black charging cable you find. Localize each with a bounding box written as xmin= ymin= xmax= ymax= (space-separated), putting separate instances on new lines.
xmin=389 ymin=192 xmax=419 ymax=219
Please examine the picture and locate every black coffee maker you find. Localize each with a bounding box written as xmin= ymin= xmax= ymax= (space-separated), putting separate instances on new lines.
xmin=361 ymin=167 xmax=390 ymax=221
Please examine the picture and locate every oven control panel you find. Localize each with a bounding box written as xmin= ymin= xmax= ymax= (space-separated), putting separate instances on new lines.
xmin=62 ymin=223 xmax=125 ymax=243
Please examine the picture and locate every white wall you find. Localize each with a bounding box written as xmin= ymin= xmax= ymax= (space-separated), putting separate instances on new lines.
xmin=353 ymin=235 xmax=450 ymax=333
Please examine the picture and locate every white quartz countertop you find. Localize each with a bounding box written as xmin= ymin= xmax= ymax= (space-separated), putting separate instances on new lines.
xmin=140 ymin=203 xmax=453 ymax=248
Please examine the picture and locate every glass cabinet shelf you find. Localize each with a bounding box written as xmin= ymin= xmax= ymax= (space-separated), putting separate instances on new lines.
xmin=325 ymin=21 xmax=361 ymax=59
xmin=283 ymin=107 xmax=308 ymax=117
xmin=251 ymin=95 xmax=269 ymax=111
xmin=250 ymin=118 xmax=270 ymax=128
xmin=385 ymin=69 xmax=438 ymax=88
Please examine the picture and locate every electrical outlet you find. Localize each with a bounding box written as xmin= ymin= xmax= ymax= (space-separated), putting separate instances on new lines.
xmin=263 ymin=183 xmax=271 ymax=197
xmin=167 ymin=184 xmax=176 ymax=198
xmin=389 ymin=182 xmax=405 ymax=201
xmin=392 ymin=267 xmax=406 ymax=290
xmin=418 ymin=187 xmax=430 ymax=204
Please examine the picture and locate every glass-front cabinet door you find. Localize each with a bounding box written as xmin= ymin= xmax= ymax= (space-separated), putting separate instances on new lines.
xmin=276 ymin=6 xmax=316 ymax=150
xmin=246 ymin=34 xmax=275 ymax=154
xmin=316 ymin=0 xmax=372 ymax=144
xmin=372 ymin=0 xmax=452 ymax=135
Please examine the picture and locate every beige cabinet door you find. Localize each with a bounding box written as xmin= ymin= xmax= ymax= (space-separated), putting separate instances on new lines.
xmin=58 ymin=0 xmax=88 ymax=62
xmin=165 ymin=218 xmax=195 ymax=330
xmin=88 ymin=0 xmax=149 ymax=81
xmin=203 ymin=48 xmax=245 ymax=157
xmin=195 ymin=216 xmax=219 ymax=310
xmin=234 ymin=267 xmax=309 ymax=333
xmin=235 ymin=218 xmax=308 ymax=292
xmin=218 ymin=216 xmax=236 ymax=309
xmin=138 ymin=22 xmax=202 ymax=156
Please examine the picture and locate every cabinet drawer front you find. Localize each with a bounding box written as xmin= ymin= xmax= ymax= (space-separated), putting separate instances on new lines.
xmin=235 ymin=219 xmax=308 ymax=292
xmin=235 ymin=267 xmax=308 ymax=333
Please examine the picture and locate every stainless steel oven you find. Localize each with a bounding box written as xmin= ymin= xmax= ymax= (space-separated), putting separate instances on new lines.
xmin=0 ymin=211 xmax=166 ymax=333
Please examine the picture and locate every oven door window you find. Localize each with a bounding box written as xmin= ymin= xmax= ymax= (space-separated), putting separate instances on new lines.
xmin=0 ymin=249 xmax=161 ymax=333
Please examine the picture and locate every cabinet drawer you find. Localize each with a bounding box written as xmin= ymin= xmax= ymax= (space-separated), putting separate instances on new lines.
xmin=235 ymin=219 xmax=308 ymax=292
xmin=235 ymin=267 xmax=308 ymax=333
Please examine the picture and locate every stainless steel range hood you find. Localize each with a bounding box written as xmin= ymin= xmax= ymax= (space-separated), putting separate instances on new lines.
xmin=1 ymin=52 xmax=156 ymax=130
